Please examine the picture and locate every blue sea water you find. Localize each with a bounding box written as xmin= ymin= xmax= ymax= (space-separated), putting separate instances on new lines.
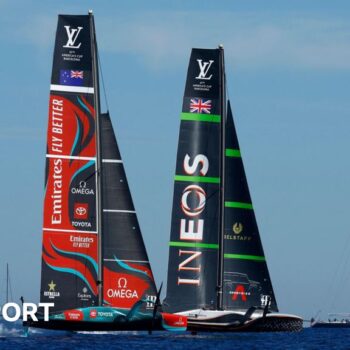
xmin=0 ymin=322 xmax=349 ymax=350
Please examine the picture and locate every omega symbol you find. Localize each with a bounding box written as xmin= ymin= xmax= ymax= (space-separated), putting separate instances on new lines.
xmin=118 ymin=277 xmax=127 ymax=288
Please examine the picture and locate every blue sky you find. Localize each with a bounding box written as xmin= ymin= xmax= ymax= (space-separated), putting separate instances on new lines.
xmin=0 ymin=0 xmax=350 ymax=320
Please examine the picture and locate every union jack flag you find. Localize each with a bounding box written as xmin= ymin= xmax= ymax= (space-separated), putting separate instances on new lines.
xmin=190 ymin=98 xmax=212 ymax=114
xmin=70 ymin=70 xmax=84 ymax=79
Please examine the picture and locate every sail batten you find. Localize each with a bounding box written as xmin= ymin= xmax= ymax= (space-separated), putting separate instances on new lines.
xmin=46 ymin=155 xmax=96 ymax=160
xmin=102 ymin=159 xmax=123 ymax=163
xmin=43 ymin=228 xmax=98 ymax=234
xmin=174 ymin=175 xmax=220 ymax=183
xmin=50 ymin=85 xmax=95 ymax=94
xmin=103 ymin=209 xmax=136 ymax=213
xmin=180 ymin=113 xmax=221 ymax=123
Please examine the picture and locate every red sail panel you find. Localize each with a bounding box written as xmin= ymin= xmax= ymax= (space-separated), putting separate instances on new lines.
xmin=42 ymin=231 xmax=98 ymax=309
xmin=43 ymin=157 xmax=96 ymax=232
xmin=103 ymin=264 xmax=153 ymax=309
xmin=40 ymin=14 xmax=99 ymax=312
xmin=47 ymin=95 xmax=96 ymax=158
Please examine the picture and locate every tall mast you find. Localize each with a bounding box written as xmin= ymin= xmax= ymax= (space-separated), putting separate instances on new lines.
xmin=89 ymin=10 xmax=103 ymax=306
xmin=216 ymin=45 xmax=226 ymax=310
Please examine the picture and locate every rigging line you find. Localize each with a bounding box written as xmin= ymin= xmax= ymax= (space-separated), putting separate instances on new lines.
xmin=8 ymin=269 xmax=13 ymax=303
xmin=97 ymin=48 xmax=109 ymax=113
xmin=5 ymin=265 xmax=13 ymax=303
xmin=328 ymin=234 xmax=350 ymax=309
xmin=0 ymin=274 xmax=4 ymax=305
xmin=326 ymin=232 xmax=350 ymax=311
xmin=331 ymin=247 xmax=350 ymax=311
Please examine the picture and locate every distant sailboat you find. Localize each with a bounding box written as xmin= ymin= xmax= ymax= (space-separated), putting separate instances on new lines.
xmin=164 ymin=47 xmax=302 ymax=332
xmin=1 ymin=264 xmax=12 ymax=307
xmin=24 ymin=11 xmax=186 ymax=332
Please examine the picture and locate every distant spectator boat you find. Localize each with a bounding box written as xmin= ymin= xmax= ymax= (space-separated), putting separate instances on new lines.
xmin=311 ymin=314 xmax=350 ymax=328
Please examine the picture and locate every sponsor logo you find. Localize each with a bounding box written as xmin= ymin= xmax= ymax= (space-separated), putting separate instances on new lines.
xmin=177 ymin=154 xmax=210 ymax=286
xmin=51 ymin=158 xmax=63 ymax=225
xmin=195 ymin=59 xmax=214 ymax=80
xmin=50 ymin=98 xmax=63 ymax=154
xmin=181 ymin=185 xmax=206 ymax=218
xmin=72 ymin=221 xmax=92 ymax=228
xmin=190 ymin=98 xmax=212 ymax=114
xmin=233 ymin=222 xmax=243 ymax=234
xmin=63 ymin=26 xmax=83 ymax=49
xmin=174 ymin=317 xmax=185 ymax=326
xmin=224 ymin=223 xmax=251 ymax=241
xmin=106 ymin=278 xmax=139 ymax=300
xmin=89 ymin=309 xmax=97 ymax=318
xmin=231 ymin=284 xmax=249 ymax=301
xmin=43 ymin=280 xmax=60 ymax=299
xmin=162 ymin=314 xmax=187 ymax=327
xmin=146 ymin=294 xmax=157 ymax=309
xmin=225 ymin=272 xmax=261 ymax=304
xmin=97 ymin=311 xmax=113 ymax=318
xmin=78 ymin=287 xmax=92 ymax=301
xmin=261 ymin=295 xmax=271 ymax=307
xmin=65 ymin=310 xmax=84 ymax=321
xmin=74 ymin=203 xmax=88 ymax=219
xmin=70 ymin=235 xmax=94 ymax=248
xmin=71 ymin=181 xmax=95 ymax=196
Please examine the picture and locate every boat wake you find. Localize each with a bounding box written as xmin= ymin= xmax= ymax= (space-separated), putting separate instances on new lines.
xmin=0 ymin=320 xmax=25 ymax=338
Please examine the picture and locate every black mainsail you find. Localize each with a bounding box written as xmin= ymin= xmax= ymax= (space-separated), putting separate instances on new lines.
xmin=223 ymin=101 xmax=278 ymax=312
xmin=100 ymin=113 xmax=158 ymax=311
xmin=165 ymin=49 xmax=221 ymax=312
xmin=27 ymin=12 xmax=186 ymax=332
xmin=164 ymin=47 xmax=302 ymax=332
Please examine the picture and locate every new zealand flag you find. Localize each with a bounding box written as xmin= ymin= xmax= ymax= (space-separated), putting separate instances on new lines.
xmin=59 ymin=70 xmax=84 ymax=86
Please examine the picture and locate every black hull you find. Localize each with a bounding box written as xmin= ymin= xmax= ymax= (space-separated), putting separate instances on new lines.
xmin=188 ymin=315 xmax=303 ymax=332
xmin=23 ymin=318 xmax=163 ymax=332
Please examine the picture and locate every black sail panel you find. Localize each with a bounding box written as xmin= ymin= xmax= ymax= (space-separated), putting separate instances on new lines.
xmin=100 ymin=113 xmax=157 ymax=311
xmin=40 ymin=14 xmax=99 ymax=312
xmin=223 ymin=101 xmax=278 ymax=312
xmin=165 ymin=48 xmax=222 ymax=312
